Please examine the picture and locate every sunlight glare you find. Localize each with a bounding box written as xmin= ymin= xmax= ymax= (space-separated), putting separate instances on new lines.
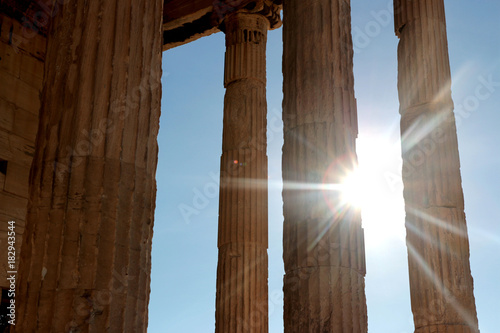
xmin=340 ymin=168 xmax=366 ymax=209
xmin=344 ymin=134 xmax=407 ymax=248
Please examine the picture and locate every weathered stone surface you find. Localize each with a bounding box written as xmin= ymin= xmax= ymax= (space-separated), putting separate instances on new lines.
xmin=14 ymin=0 xmax=163 ymax=331
xmin=0 ymin=13 xmax=45 ymax=290
xmin=0 ymin=0 xmax=483 ymax=331
xmin=282 ymin=0 xmax=367 ymax=331
xmin=215 ymin=11 xmax=271 ymax=333
xmin=394 ymin=1 xmax=479 ymax=332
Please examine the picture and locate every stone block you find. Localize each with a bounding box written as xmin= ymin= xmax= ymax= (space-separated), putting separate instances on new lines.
xmin=0 ymin=70 xmax=41 ymax=114
xmin=4 ymin=161 xmax=30 ymax=198
xmin=0 ymin=131 xmax=35 ymax=167
xmin=0 ymin=40 xmax=21 ymax=78
xmin=20 ymin=52 xmax=44 ymax=88
xmin=0 ymin=191 xmax=28 ymax=220
xmin=0 ymin=98 xmax=14 ymax=132
xmin=13 ymin=106 xmax=39 ymax=141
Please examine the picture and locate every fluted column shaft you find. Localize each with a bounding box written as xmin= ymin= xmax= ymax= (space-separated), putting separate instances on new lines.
xmin=15 ymin=0 xmax=162 ymax=332
xmin=282 ymin=0 xmax=367 ymax=332
xmin=394 ymin=1 xmax=479 ymax=332
xmin=215 ymin=12 xmax=269 ymax=333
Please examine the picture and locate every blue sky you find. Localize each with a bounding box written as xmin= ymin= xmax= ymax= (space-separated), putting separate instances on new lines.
xmin=149 ymin=1 xmax=500 ymax=332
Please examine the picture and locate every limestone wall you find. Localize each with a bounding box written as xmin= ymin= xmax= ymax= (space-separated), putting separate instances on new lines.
xmin=0 ymin=13 xmax=45 ymax=288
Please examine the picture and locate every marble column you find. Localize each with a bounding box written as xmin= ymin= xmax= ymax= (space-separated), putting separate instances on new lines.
xmin=282 ymin=0 xmax=367 ymax=331
xmin=394 ymin=1 xmax=480 ymax=332
xmin=215 ymin=7 xmax=277 ymax=332
xmin=15 ymin=0 xmax=163 ymax=331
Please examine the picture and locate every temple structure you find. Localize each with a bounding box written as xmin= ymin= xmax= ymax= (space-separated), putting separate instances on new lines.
xmin=215 ymin=4 xmax=280 ymax=332
xmin=0 ymin=0 xmax=479 ymax=332
xmin=281 ymin=0 xmax=367 ymax=331
xmin=395 ymin=1 xmax=479 ymax=332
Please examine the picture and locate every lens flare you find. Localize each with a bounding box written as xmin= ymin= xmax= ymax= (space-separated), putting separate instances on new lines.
xmin=340 ymin=168 xmax=365 ymax=208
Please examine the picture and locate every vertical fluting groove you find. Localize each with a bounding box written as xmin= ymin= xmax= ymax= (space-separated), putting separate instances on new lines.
xmin=123 ymin=0 xmax=147 ymax=329
xmin=15 ymin=0 xmax=162 ymax=332
xmin=282 ymin=0 xmax=367 ymax=332
xmin=88 ymin=0 xmax=117 ymax=325
xmin=215 ymin=11 xmax=270 ymax=333
xmin=108 ymin=0 xmax=135 ymax=329
xmin=88 ymin=6 xmax=130 ymax=330
xmin=394 ymin=1 xmax=479 ymax=332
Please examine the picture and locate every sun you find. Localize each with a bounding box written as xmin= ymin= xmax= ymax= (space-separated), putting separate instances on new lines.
xmin=336 ymin=135 xmax=407 ymax=248
xmin=340 ymin=167 xmax=367 ymax=209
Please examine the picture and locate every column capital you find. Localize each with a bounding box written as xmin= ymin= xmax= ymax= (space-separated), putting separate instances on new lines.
xmin=212 ymin=0 xmax=282 ymax=31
